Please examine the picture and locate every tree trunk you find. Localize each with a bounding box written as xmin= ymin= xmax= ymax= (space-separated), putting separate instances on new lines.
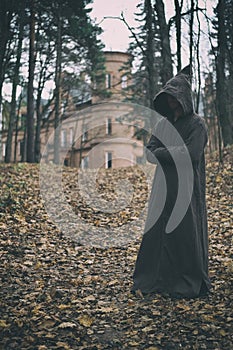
xmin=215 ymin=0 xmax=233 ymax=146
xmin=54 ymin=8 xmax=62 ymax=164
xmin=0 ymin=103 xmax=2 ymax=161
xmin=26 ymin=0 xmax=36 ymax=162
xmin=154 ymin=0 xmax=173 ymax=84
xmin=145 ymin=0 xmax=156 ymax=109
xmin=174 ymin=0 xmax=183 ymax=71
xmin=34 ymin=90 xmax=42 ymax=163
xmin=195 ymin=1 xmax=201 ymax=113
xmin=22 ymin=116 xmax=27 ymax=162
xmin=14 ymin=98 xmax=21 ymax=162
xmin=0 ymin=5 xmax=13 ymax=162
xmin=5 ymin=14 xmax=24 ymax=163
xmin=34 ymin=35 xmax=53 ymax=163
xmin=189 ymin=0 xmax=194 ymax=68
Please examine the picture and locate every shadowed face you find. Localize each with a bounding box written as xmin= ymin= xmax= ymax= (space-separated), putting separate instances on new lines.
xmin=167 ymin=95 xmax=180 ymax=110
xmin=167 ymin=94 xmax=183 ymax=119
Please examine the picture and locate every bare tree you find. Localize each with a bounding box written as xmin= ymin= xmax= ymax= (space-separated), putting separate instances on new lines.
xmin=0 ymin=3 xmax=14 ymax=162
xmin=174 ymin=0 xmax=184 ymax=71
xmin=5 ymin=11 xmax=24 ymax=163
xmin=195 ymin=2 xmax=201 ymax=113
xmin=26 ymin=0 xmax=36 ymax=162
xmin=145 ymin=0 xmax=157 ymax=109
xmin=53 ymin=4 xmax=62 ymax=165
xmin=215 ymin=0 xmax=232 ymax=146
xmin=189 ymin=0 xmax=194 ymax=67
xmin=34 ymin=24 xmax=54 ymax=163
xmin=155 ymin=0 xmax=173 ymax=84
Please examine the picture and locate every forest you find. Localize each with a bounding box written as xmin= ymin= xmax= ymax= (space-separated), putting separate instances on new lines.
xmin=0 ymin=0 xmax=233 ymax=164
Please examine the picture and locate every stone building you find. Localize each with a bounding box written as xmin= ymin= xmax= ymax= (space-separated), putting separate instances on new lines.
xmin=2 ymin=51 xmax=146 ymax=168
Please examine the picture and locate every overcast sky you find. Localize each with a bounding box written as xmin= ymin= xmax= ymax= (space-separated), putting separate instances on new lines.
xmin=90 ymin=0 xmax=138 ymax=51
xmin=90 ymin=0 xmax=175 ymax=51
xmin=90 ymin=0 xmax=216 ymax=71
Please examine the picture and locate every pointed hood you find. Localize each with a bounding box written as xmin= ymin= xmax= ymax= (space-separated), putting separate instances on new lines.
xmin=153 ymin=65 xmax=194 ymax=118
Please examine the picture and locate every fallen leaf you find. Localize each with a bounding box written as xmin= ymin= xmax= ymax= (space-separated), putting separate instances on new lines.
xmin=78 ymin=315 xmax=93 ymax=327
xmin=58 ymin=322 xmax=77 ymax=329
xmin=0 ymin=320 xmax=8 ymax=328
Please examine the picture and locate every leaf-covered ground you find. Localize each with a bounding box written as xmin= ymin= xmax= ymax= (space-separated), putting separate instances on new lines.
xmin=0 ymin=148 xmax=232 ymax=350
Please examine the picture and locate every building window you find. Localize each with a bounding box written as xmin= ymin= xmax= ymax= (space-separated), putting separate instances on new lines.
xmin=105 ymin=73 xmax=111 ymax=89
xmin=61 ymin=101 xmax=66 ymax=115
xmin=105 ymin=152 xmax=112 ymax=169
xmin=69 ymin=127 xmax=74 ymax=146
xmin=81 ymin=156 xmax=89 ymax=169
xmin=82 ymin=124 xmax=88 ymax=142
xmin=61 ymin=129 xmax=67 ymax=147
xmin=2 ymin=143 xmax=6 ymax=157
xmin=64 ymin=158 xmax=69 ymax=166
xmin=121 ymin=75 xmax=127 ymax=89
xmin=106 ymin=118 xmax=112 ymax=135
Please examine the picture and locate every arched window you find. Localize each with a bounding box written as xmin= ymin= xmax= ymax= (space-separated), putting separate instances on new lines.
xmin=105 ymin=151 xmax=112 ymax=168
xmin=121 ymin=75 xmax=127 ymax=89
xmin=105 ymin=73 xmax=111 ymax=88
xmin=106 ymin=118 xmax=112 ymax=135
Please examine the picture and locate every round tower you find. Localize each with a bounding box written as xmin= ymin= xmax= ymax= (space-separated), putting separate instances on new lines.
xmin=93 ymin=51 xmax=132 ymax=103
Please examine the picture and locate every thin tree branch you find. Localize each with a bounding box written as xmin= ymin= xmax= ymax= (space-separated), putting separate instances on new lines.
xmin=100 ymin=13 xmax=146 ymax=55
xmin=168 ymin=7 xmax=205 ymax=30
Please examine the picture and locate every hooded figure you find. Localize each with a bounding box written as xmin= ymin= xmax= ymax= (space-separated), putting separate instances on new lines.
xmin=132 ymin=66 xmax=211 ymax=298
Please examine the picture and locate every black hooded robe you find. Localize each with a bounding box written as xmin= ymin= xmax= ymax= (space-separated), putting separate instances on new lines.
xmin=132 ymin=66 xmax=211 ymax=298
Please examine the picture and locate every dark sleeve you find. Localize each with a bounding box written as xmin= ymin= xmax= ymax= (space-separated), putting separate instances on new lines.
xmin=153 ymin=121 xmax=207 ymax=164
xmin=145 ymin=135 xmax=161 ymax=164
xmin=145 ymin=122 xmax=164 ymax=164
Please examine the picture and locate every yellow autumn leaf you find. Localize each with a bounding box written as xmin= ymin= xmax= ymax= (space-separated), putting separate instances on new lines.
xmin=129 ymin=254 xmax=137 ymax=262
xmin=32 ymin=305 xmax=41 ymax=315
xmin=152 ymin=310 xmax=161 ymax=316
xmin=16 ymin=320 xmax=24 ymax=328
xmin=35 ymin=261 xmax=42 ymax=269
xmin=219 ymin=329 xmax=227 ymax=336
xmin=83 ymin=295 xmax=96 ymax=302
xmin=45 ymin=333 xmax=56 ymax=339
xmin=58 ymin=322 xmax=76 ymax=329
xmin=156 ymin=333 xmax=164 ymax=340
xmin=57 ymin=304 xmax=70 ymax=310
xmin=176 ymin=302 xmax=191 ymax=311
xmin=202 ymin=314 xmax=214 ymax=322
xmin=38 ymin=319 xmax=56 ymax=329
xmin=56 ymin=342 xmax=70 ymax=349
xmin=0 ymin=320 xmax=8 ymax=328
xmin=128 ymin=341 xmax=140 ymax=346
xmin=215 ymin=175 xmax=222 ymax=183
xmin=98 ymin=306 xmax=116 ymax=313
xmin=78 ymin=315 xmax=93 ymax=327
xmin=142 ymin=326 xmax=154 ymax=332
xmin=108 ymin=279 xmax=118 ymax=286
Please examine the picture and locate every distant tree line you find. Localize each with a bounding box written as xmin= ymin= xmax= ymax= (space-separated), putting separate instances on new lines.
xmin=124 ymin=0 xmax=233 ymax=150
xmin=0 ymin=0 xmax=232 ymax=165
xmin=0 ymin=0 xmax=106 ymax=163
